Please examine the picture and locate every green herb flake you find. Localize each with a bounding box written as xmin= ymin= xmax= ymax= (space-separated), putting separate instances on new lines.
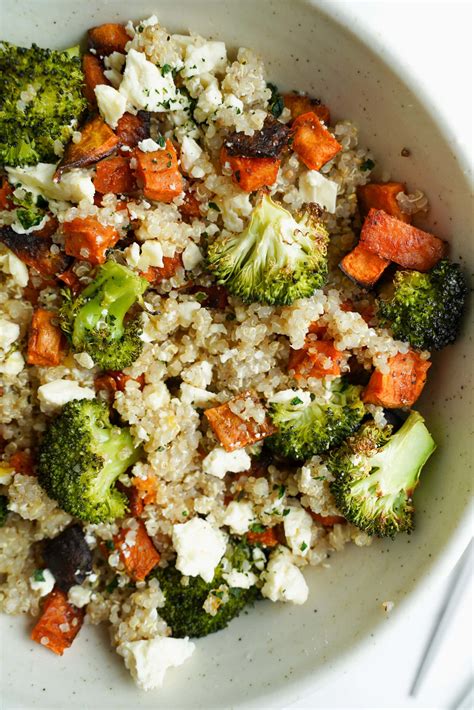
xmin=106 ymin=576 xmax=119 ymax=594
xmin=161 ymin=63 xmax=172 ymax=75
xmin=194 ymin=291 xmax=208 ymax=303
xmin=105 ymin=539 xmax=115 ymax=551
xmin=249 ymin=523 xmax=266 ymax=533
xmin=282 ymin=508 xmax=290 ymax=516
xmin=361 ymin=158 xmax=375 ymax=171
xmin=300 ymin=542 xmax=308 ymax=552
xmin=267 ymin=82 xmax=284 ymax=118
xmin=290 ymin=397 xmax=303 ymax=406
xmin=208 ymin=201 xmax=220 ymax=212
xmin=33 ymin=569 xmax=45 ymax=582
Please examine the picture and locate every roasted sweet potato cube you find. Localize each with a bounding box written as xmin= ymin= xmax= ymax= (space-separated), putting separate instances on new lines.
xmin=360 ymin=209 xmax=447 ymax=271
xmin=141 ymin=254 xmax=183 ymax=284
xmin=133 ymin=141 xmax=183 ymax=202
xmin=31 ymin=588 xmax=84 ymax=656
xmin=27 ymin=308 xmax=67 ymax=367
xmin=339 ymin=243 xmax=390 ymax=288
xmin=63 ymin=217 xmax=120 ymax=265
xmin=204 ymin=392 xmax=276 ymax=451
xmin=357 ymin=182 xmax=410 ymax=222
xmin=115 ymin=111 xmax=151 ymax=148
xmin=114 ymin=519 xmax=160 ymax=581
xmin=0 ymin=178 xmax=13 ymax=210
xmin=289 ymin=340 xmax=343 ymax=380
xmin=9 ymin=450 xmax=35 ymax=476
xmin=220 ymin=147 xmax=279 ymax=192
xmin=246 ymin=527 xmax=280 ymax=547
xmin=291 ymin=111 xmax=342 ymax=170
xmin=88 ymin=23 xmax=130 ymax=55
xmin=54 ymin=115 xmax=120 ymax=180
xmin=82 ymin=54 xmax=110 ymax=105
xmin=224 ymin=116 xmax=290 ymax=159
xmin=283 ymin=94 xmax=330 ymax=124
xmin=94 ymin=155 xmax=136 ymax=195
xmin=0 ymin=226 xmax=71 ymax=277
xmin=363 ymin=351 xmax=431 ymax=408
xmin=179 ymin=191 xmax=202 ymax=220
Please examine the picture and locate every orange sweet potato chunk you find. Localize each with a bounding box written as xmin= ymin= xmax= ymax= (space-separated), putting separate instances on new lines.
xmin=339 ymin=243 xmax=390 ymax=288
xmin=114 ymin=519 xmax=161 ymax=581
xmin=283 ymin=94 xmax=330 ymax=124
xmin=31 ymin=588 xmax=84 ymax=656
xmin=63 ymin=217 xmax=120 ymax=265
xmin=88 ymin=23 xmax=130 ymax=55
xmin=9 ymin=450 xmax=35 ymax=476
xmin=357 ymin=182 xmax=410 ymax=222
xmin=289 ymin=340 xmax=343 ymax=380
xmin=246 ymin=527 xmax=280 ymax=547
xmin=133 ymin=141 xmax=183 ymax=202
xmin=220 ymin=146 xmax=279 ymax=192
xmin=27 ymin=308 xmax=67 ymax=367
xmin=55 ymin=116 xmax=120 ymax=180
xmin=204 ymin=391 xmax=276 ymax=452
xmin=291 ymin=111 xmax=342 ymax=170
xmin=359 ymin=208 xmax=447 ymax=271
xmin=82 ymin=54 xmax=110 ymax=105
xmin=94 ymin=156 xmax=136 ymax=195
xmin=115 ymin=112 xmax=151 ymax=148
xmin=141 ymin=254 xmax=183 ymax=284
xmin=363 ymin=351 xmax=431 ymax=408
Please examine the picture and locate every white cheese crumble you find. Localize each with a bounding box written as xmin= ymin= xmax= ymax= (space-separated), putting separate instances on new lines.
xmin=261 ymin=547 xmax=309 ymax=605
xmin=269 ymin=389 xmax=312 ymax=408
xmin=0 ymin=247 xmax=29 ymax=287
xmin=68 ymin=585 xmax=92 ymax=608
xmin=180 ymin=136 xmax=202 ymax=173
xmin=181 ymin=242 xmax=203 ymax=270
xmin=0 ymin=319 xmax=20 ymax=351
xmin=182 ymin=41 xmax=227 ymax=78
xmin=94 ymin=84 xmax=127 ymax=128
xmin=29 ymin=569 xmax=55 ymax=596
xmin=202 ymin=447 xmax=251 ymax=479
xmin=6 ymin=164 xmax=95 ymax=204
xmin=137 ymin=138 xmax=164 ymax=153
xmin=125 ymin=240 xmax=164 ymax=271
xmin=118 ymin=637 xmax=195 ymax=691
xmin=223 ymin=569 xmax=258 ymax=589
xmin=37 ymin=379 xmax=96 ymax=413
xmin=223 ymin=501 xmax=255 ymax=535
xmin=172 ymin=517 xmax=227 ymax=582
xmin=0 ymin=351 xmax=24 ymax=376
xmin=119 ymin=48 xmax=185 ymax=113
xmin=180 ymin=383 xmax=217 ymax=407
xmin=283 ymin=507 xmax=313 ymax=558
xmin=299 ymin=170 xmax=338 ymax=213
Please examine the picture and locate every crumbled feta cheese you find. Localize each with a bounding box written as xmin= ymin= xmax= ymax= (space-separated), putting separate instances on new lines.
xmin=94 ymin=84 xmax=127 ymax=128
xmin=283 ymin=507 xmax=313 ymax=557
xmin=269 ymin=389 xmax=312 ymax=408
xmin=0 ymin=319 xmax=20 ymax=351
xmin=203 ymin=448 xmax=251 ymax=479
xmin=6 ymin=164 xmax=95 ymax=204
xmin=73 ymin=352 xmax=95 ymax=369
xmin=196 ymin=81 xmax=223 ymax=116
xmin=182 ymin=41 xmax=227 ymax=78
xmin=137 ymin=138 xmax=164 ymax=153
xmin=143 ymin=382 xmax=170 ymax=411
xmin=222 ymin=93 xmax=244 ymax=112
xmin=11 ymin=214 xmax=48 ymax=235
xmin=37 ymin=379 xmax=95 ymax=412
xmin=181 ymin=361 xmax=212 ymax=388
xmin=0 ymin=351 xmax=24 ymax=376
xmin=180 ymin=136 xmax=202 ymax=174
xmin=68 ymin=585 xmax=92 ymax=608
xmin=180 ymin=383 xmax=217 ymax=407
xmin=29 ymin=569 xmax=55 ymax=596
xmin=0 ymin=247 xmax=29 ymax=287
xmin=261 ymin=548 xmax=309 ymax=605
xmin=223 ymin=501 xmax=254 ymax=534
xmin=125 ymin=240 xmax=164 ymax=271
xmin=118 ymin=637 xmax=195 ymax=691
xmin=223 ymin=569 xmax=258 ymax=589
xmin=172 ymin=517 xmax=227 ymax=582
xmin=104 ymin=51 xmax=125 ymax=72
xmin=119 ymin=49 xmax=184 ymax=112
xmin=103 ymin=68 xmax=123 ymax=89
xmin=299 ymin=170 xmax=338 ymax=213
xmin=181 ymin=242 xmax=203 ymax=271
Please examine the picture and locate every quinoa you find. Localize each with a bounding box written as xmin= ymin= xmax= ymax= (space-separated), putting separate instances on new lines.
xmin=0 ymin=14 xmax=436 ymax=691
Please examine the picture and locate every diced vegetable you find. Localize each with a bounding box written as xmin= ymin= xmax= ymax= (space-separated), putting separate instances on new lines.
xmin=308 ymin=511 xmax=346 ymax=527
xmin=82 ymin=54 xmax=110 ymax=105
xmin=94 ymin=370 xmax=144 ymax=395
xmin=93 ymin=156 xmax=136 ymax=195
xmin=131 ymin=474 xmax=156 ymax=506
xmin=224 ymin=116 xmax=290 ymax=159
xmin=31 ymin=588 xmax=84 ymax=655
xmin=220 ymin=146 xmax=279 ymax=192
xmin=9 ymin=450 xmax=35 ymax=476
xmin=360 ymin=209 xmax=447 ymax=271
xmin=339 ymin=243 xmax=390 ymax=288
xmin=54 ymin=115 xmax=120 ymax=180
xmin=57 ymin=268 xmax=81 ymax=295
xmin=289 ymin=339 xmax=343 ymax=379
xmin=179 ymin=191 xmax=201 ymax=220
xmin=357 ymin=182 xmax=410 ymax=222
xmin=0 ymin=178 xmax=13 ymax=210
xmin=141 ymin=254 xmax=183 ymax=283
xmin=27 ymin=308 xmax=67 ymax=367
xmin=0 ymin=226 xmax=71 ymax=277
xmin=115 ymin=111 xmax=151 ymax=148
xmin=63 ymin=216 xmax=120 ymax=265
xmin=133 ymin=141 xmax=183 ymax=202
xmin=31 ymin=215 xmax=59 ymax=240
xmin=87 ymin=22 xmax=130 ymax=55
xmin=246 ymin=526 xmax=279 ymax=547
xmin=291 ymin=111 xmax=342 ymax=170
xmin=114 ymin=518 xmax=161 ymax=581
xmin=204 ymin=392 xmax=276 ymax=452
xmin=283 ymin=94 xmax=330 ymax=124
xmin=363 ymin=351 xmax=431 ymax=408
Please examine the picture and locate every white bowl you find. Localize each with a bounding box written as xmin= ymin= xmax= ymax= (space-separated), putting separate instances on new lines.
xmin=2 ymin=2 xmax=472 ymax=707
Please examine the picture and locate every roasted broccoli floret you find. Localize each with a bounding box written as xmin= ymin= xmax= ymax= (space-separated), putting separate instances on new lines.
xmin=155 ymin=542 xmax=260 ymax=638
xmin=266 ymin=380 xmax=366 ymax=461
xmin=11 ymin=189 xmax=48 ymax=231
xmin=59 ymin=261 xmax=148 ymax=371
xmin=377 ymin=260 xmax=467 ymax=351
xmin=38 ymin=399 xmax=139 ymax=523
xmin=0 ymin=43 xmax=87 ymax=167
xmin=0 ymin=495 xmax=8 ymax=527
xmin=207 ymin=193 xmax=328 ymax=305
xmin=328 ymin=411 xmax=436 ymax=537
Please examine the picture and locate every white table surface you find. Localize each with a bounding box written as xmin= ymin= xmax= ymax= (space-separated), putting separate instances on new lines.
xmin=282 ymin=2 xmax=474 ymax=708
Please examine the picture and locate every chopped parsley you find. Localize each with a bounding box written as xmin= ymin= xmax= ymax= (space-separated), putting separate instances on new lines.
xmin=249 ymin=523 xmax=266 ymax=533
xmin=161 ymin=63 xmax=172 ymax=75
xmin=208 ymin=201 xmax=220 ymax=212
xmin=290 ymin=396 xmax=303 ymax=406
xmin=106 ymin=576 xmax=119 ymax=593
xmin=282 ymin=508 xmax=290 ymax=516
xmin=360 ymin=158 xmax=375 ymax=171
xmin=300 ymin=542 xmax=308 ymax=552
xmin=267 ymin=82 xmax=284 ymax=118
xmin=33 ymin=569 xmax=45 ymax=582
